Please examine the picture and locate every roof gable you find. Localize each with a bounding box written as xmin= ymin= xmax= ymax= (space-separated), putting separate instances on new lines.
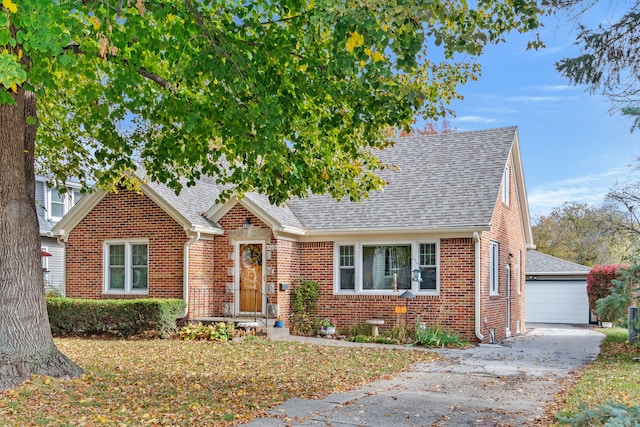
xmin=52 ymin=178 xmax=223 ymax=239
xmin=205 ymin=193 xmax=304 ymax=236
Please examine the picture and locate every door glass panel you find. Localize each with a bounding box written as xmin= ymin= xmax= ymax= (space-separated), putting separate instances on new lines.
xmin=239 ymin=244 xmax=263 ymax=312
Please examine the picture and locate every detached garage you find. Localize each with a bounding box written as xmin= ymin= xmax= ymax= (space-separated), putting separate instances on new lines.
xmin=526 ymin=250 xmax=592 ymax=324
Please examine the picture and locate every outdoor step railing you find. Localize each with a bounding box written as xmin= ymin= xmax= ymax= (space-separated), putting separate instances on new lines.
xmin=189 ymin=287 xmax=274 ymax=329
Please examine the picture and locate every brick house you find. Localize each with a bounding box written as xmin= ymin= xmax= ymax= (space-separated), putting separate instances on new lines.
xmin=52 ymin=126 xmax=533 ymax=343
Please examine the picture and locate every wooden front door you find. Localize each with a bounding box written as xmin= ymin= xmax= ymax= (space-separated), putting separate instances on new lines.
xmin=239 ymin=243 xmax=263 ymax=313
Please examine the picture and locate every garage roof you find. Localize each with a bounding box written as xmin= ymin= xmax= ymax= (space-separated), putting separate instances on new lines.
xmin=526 ymin=250 xmax=591 ymax=275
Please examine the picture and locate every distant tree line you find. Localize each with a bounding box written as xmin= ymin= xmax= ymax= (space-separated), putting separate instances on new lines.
xmin=533 ymin=197 xmax=640 ymax=267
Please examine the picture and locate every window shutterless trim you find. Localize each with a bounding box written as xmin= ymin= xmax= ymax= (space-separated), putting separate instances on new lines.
xmin=489 ymin=241 xmax=499 ymax=295
xmin=334 ymin=240 xmax=440 ymax=295
xmin=103 ymin=239 xmax=149 ymax=295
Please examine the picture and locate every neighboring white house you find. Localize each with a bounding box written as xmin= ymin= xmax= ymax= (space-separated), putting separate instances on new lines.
xmin=36 ymin=177 xmax=83 ymax=295
xmin=525 ymin=250 xmax=592 ymax=325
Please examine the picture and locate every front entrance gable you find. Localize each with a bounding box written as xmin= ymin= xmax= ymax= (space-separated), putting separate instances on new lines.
xmin=212 ymin=204 xmax=286 ymax=320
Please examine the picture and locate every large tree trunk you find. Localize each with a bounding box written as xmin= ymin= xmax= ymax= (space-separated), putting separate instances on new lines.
xmin=0 ymin=89 xmax=82 ymax=391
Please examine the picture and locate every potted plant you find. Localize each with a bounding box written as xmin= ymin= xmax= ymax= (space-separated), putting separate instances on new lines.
xmin=274 ymin=316 xmax=284 ymax=328
xmin=319 ymin=318 xmax=336 ymax=335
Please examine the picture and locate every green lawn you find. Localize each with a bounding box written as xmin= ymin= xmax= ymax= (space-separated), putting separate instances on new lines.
xmin=0 ymin=338 xmax=437 ymax=426
xmin=555 ymin=328 xmax=640 ymax=424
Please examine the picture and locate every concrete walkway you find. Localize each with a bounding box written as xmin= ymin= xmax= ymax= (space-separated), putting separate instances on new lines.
xmin=243 ymin=324 xmax=604 ymax=426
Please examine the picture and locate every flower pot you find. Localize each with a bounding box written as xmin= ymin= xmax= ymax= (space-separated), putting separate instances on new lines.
xmin=320 ymin=326 xmax=336 ymax=335
xmin=274 ymin=319 xmax=284 ymax=328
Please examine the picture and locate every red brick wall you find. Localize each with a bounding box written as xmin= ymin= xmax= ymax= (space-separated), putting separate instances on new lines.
xmin=275 ymin=239 xmax=299 ymax=322
xmin=65 ymin=190 xmax=187 ymax=300
xmin=296 ymin=239 xmax=478 ymax=340
xmin=187 ymin=239 xmax=216 ymax=319
xmin=480 ymin=153 xmax=527 ymax=341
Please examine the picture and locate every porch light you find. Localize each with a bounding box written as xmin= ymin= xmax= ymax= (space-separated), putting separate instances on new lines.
xmin=243 ymin=217 xmax=252 ymax=229
xmin=400 ymin=290 xmax=415 ymax=300
xmin=411 ymin=269 xmax=422 ymax=283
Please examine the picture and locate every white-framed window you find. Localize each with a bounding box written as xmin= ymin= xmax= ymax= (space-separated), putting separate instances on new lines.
xmin=41 ymin=246 xmax=49 ymax=271
xmin=46 ymin=185 xmax=82 ymax=221
xmin=104 ymin=240 xmax=149 ymax=294
xmin=338 ymin=245 xmax=355 ymax=290
xmin=502 ymin=165 xmax=510 ymax=206
xmin=489 ymin=241 xmax=499 ymax=295
xmin=334 ymin=241 xmax=439 ymax=294
xmin=418 ymin=243 xmax=437 ymax=291
xmin=516 ymin=250 xmax=522 ymax=294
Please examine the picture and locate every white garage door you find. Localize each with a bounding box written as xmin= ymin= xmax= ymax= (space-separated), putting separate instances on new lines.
xmin=526 ymin=280 xmax=590 ymax=324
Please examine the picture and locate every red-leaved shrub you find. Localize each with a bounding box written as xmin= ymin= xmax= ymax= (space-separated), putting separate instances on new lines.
xmin=586 ymin=265 xmax=625 ymax=315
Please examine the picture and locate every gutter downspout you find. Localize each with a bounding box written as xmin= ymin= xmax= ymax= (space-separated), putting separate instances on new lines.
xmin=474 ymin=231 xmax=484 ymax=341
xmin=179 ymin=231 xmax=201 ymax=319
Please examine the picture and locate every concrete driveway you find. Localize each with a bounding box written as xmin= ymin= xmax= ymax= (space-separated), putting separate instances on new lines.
xmin=244 ymin=324 xmax=604 ymax=426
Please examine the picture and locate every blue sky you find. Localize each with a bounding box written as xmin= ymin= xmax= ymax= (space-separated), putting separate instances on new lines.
xmin=445 ymin=7 xmax=640 ymax=221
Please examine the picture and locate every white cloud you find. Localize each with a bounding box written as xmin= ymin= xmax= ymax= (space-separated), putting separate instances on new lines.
xmin=527 ymin=167 xmax=633 ymax=219
xmin=535 ymin=84 xmax=574 ymax=92
xmin=454 ymin=115 xmax=497 ymax=124
xmin=508 ymin=95 xmax=567 ymax=103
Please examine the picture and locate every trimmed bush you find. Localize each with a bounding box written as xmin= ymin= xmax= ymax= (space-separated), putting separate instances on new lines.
xmin=47 ymin=297 xmax=185 ymax=338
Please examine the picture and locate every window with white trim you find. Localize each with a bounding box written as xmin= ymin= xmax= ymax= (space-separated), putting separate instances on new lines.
xmin=338 ymin=245 xmax=355 ymax=290
xmin=502 ymin=165 xmax=510 ymax=206
xmin=46 ymin=186 xmax=82 ymax=221
xmin=104 ymin=241 xmax=148 ymax=294
xmin=516 ymin=250 xmax=522 ymax=294
xmin=335 ymin=241 xmax=439 ymax=294
xmin=41 ymin=246 xmax=49 ymax=271
xmin=419 ymin=243 xmax=437 ymax=291
xmin=489 ymin=241 xmax=499 ymax=295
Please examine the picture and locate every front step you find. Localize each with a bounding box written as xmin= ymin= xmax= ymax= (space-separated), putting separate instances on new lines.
xmin=195 ymin=317 xmax=289 ymax=340
xmin=263 ymin=326 xmax=290 ymax=340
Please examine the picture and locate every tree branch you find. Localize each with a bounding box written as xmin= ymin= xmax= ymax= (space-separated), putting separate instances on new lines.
xmin=138 ymin=67 xmax=178 ymax=93
xmin=62 ymin=42 xmax=178 ymax=94
xmin=260 ymin=14 xmax=303 ymax=25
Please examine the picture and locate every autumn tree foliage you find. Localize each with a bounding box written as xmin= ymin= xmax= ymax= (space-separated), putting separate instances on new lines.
xmin=586 ymin=265 xmax=624 ymax=318
xmin=398 ymin=119 xmax=457 ymax=137
xmin=0 ymin=0 xmax=543 ymax=390
xmin=532 ymin=203 xmax=639 ymax=266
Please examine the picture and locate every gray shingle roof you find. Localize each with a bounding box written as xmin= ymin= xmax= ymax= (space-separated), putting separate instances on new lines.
xmin=526 ymin=250 xmax=591 ymax=274
xmin=287 ymin=126 xmax=518 ymax=230
xmin=130 ymin=126 xmax=520 ymax=233
xmin=38 ymin=214 xmax=57 ymax=235
xmin=244 ymin=193 xmax=304 ymax=230
xmin=147 ymin=176 xmax=222 ymax=231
